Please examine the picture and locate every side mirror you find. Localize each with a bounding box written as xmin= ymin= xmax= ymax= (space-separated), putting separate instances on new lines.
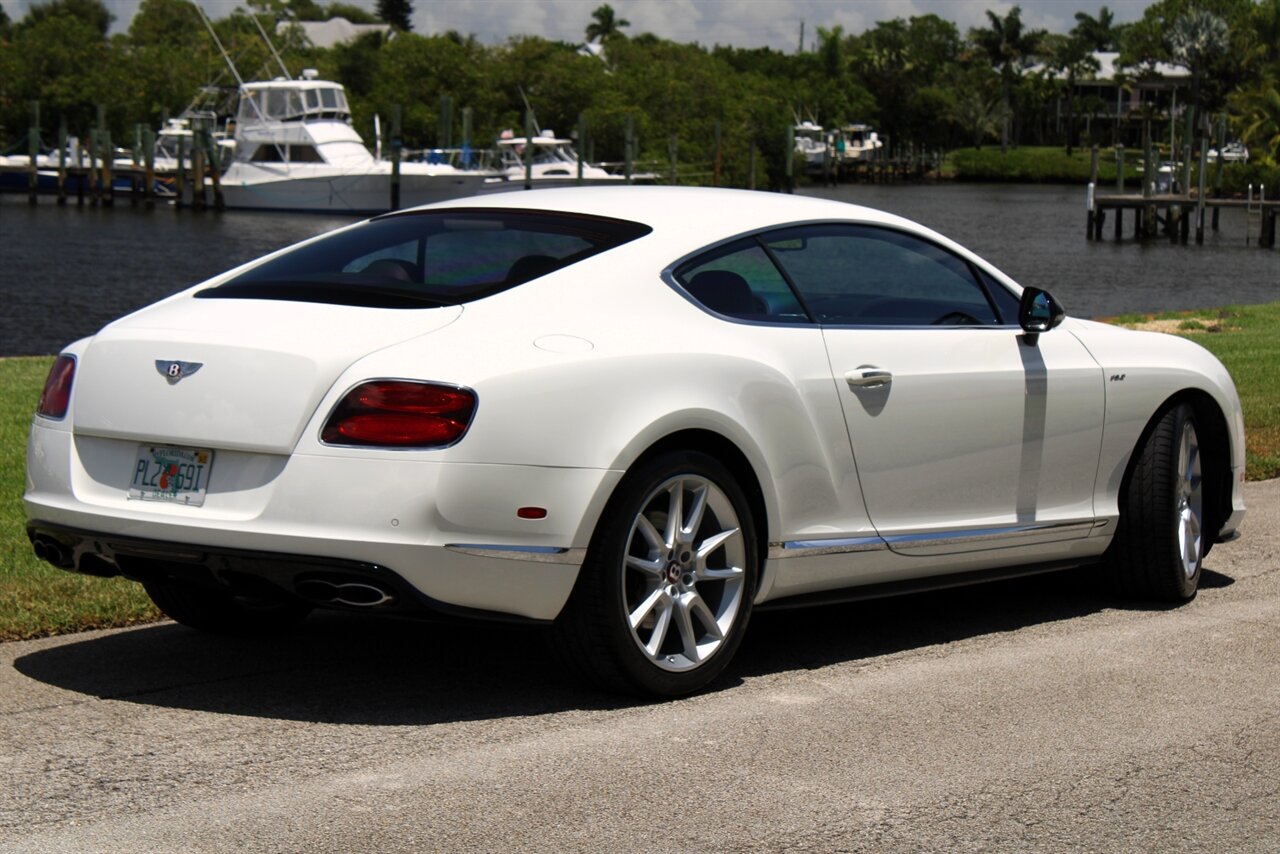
xmin=1018 ymin=287 xmax=1065 ymax=338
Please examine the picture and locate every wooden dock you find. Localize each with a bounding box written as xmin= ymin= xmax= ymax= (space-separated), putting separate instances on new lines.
xmin=1089 ymin=192 xmax=1279 ymax=248
xmin=0 ymin=159 xmax=224 ymax=210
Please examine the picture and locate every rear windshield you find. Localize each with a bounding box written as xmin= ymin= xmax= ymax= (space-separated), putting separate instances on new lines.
xmin=197 ymin=209 xmax=652 ymax=308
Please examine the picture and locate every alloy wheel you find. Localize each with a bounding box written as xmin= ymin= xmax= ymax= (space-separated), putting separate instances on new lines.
xmin=621 ymin=475 xmax=747 ymax=672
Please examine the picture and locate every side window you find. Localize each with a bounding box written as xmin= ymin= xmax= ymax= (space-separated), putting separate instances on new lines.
xmin=674 ymin=238 xmax=808 ymax=323
xmin=249 ymin=144 xmax=285 ymax=163
xmin=764 ymin=225 xmax=999 ymax=326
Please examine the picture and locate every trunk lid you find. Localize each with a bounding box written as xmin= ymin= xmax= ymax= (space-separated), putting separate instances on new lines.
xmin=72 ymin=296 xmax=462 ymax=454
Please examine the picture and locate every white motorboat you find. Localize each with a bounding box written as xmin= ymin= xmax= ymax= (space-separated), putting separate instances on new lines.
xmin=1208 ymin=141 xmax=1249 ymax=163
xmin=135 ymin=115 xmax=235 ymax=172
xmin=217 ymin=72 xmax=494 ymax=212
xmin=793 ymin=120 xmax=828 ymax=173
xmin=837 ymin=124 xmax=883 ymax=162
xmin=483 ymin=129 xmax=626 ymax=189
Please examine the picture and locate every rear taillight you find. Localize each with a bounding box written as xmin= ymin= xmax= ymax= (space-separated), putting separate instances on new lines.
xmin=321 ymin=380 xmax=476 ymax=448
xmin=36 ymin=355 xmax=76 ymax=420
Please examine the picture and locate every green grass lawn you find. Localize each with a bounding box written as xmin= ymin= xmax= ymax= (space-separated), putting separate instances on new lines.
xmin=2 ymin=303 xmax=1278 ymax=639
xmin=1106 ymin=302 xmax=1280 ymax=481
xmin=945 ymin=146 xmax=1280 ymax=193
xmin=0 ymin=357 xmax=159 ymax=640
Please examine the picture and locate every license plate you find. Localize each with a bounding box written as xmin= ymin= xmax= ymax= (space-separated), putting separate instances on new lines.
xmin=128 ymin=445 xmax=214 ymax=506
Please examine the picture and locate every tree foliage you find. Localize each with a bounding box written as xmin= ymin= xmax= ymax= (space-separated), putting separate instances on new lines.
xmin=585 ymin=4 xmax=629 ymax=43
xmin=376 ymin=0 xmax=413 ymax=32
xmin=0 ymin=1 xmax=1274 ymax=178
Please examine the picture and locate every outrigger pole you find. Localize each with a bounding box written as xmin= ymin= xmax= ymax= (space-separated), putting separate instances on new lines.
xmin=191 ymin=1 xmax=245 ymax=88
xmin=249 ymin=12 xmax=292 ymax=80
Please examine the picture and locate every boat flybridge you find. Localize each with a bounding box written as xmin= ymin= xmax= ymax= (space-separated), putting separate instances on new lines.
xmin=220 ymin=71 xmax=493 ymax=212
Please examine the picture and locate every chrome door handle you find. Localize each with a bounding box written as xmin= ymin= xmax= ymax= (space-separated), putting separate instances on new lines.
xmin=845 ymin=367 xmax=892 ymax=389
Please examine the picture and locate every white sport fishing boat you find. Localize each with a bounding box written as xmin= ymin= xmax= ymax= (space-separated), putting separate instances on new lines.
xmin=218 ymin=72 xmax=494 ymax=212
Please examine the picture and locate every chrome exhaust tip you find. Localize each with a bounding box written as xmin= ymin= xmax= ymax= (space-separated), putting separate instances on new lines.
xmin=31 ymin=536 xmax=72 ymax=569
xmin=295 ymin=578 xmax=396 ymax=608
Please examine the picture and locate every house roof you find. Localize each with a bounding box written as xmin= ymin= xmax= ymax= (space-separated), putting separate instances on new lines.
xmin=278 ymin=17 xmax=393 ymax=49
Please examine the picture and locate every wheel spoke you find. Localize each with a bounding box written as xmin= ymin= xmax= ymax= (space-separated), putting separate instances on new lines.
xmin=644 ymin=599 xmax=674 ymax=658
xmin=698 ymin=565 xmax=744 ymax=582
xmin=696 ymin=527 xmax=740 ymax=562
xmin=673 ymin=595 xmax=701 ymax=662
xmin=663 ymin=481 xmax=684 ymax=551
xmin=626 ymin=554 xmax=665 ymax=578
xmin=681 ymin=484 xmax=709 ymax=545
xmin=629 ymin=586 xmax=667 ymax=630
xmin=635 ymin=514 xmax=665 ymax=555
xmin=686 ymin=592 xmax=724 ymax=641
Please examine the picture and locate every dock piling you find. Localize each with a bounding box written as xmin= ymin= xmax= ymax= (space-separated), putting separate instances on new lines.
xmin=390 ymin=104 xmax=402 ymax=210
xmin=57 ymin=116 xmax=67 ymax=206
xmin=143 ymin=127 xmax=155 ymax=208
xmin=576 ymin=112 xmax=585 ymax=185
xmin=28 ymin=101 xmax=40 ymax=206
xmin=1196 ymin=137 xmax=1208 ymax=245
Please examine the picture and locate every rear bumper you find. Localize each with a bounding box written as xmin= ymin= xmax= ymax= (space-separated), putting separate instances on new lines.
xmin=27 ymin=520 xmax=554 ymax=625
xmin=26 ymin=424 xmax=623 ymax=621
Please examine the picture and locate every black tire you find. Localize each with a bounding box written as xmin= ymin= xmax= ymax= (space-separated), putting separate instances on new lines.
xmin=144 ymin=578 xmax=311 ymax=635
xmin=1105 ymin=403 xmax=1205 ymax=601
xmin=552 ymin=450 xmax=759 ymax=697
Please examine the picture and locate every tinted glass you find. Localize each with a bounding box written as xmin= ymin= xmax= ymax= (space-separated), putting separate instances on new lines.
xmin=198 ymin=210 xmax=651 ymax=309
xmin=764 ymin=225 xmax=999 ymax=326
xmin=674 ymin=238 xmax=807 ymax=323
xmin=977 ymin=267 xmax=1020 ymax=323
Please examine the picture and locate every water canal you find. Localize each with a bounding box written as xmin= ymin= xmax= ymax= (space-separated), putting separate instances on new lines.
xmin=1 ymin=184 xmax=1276 ymax=357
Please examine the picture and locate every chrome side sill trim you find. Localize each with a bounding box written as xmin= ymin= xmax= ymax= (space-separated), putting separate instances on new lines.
xmin=445 ymin=544 xmax=587 ymax=565
xmin=768 ymin=520 xmax=1103 ymax=559
xmin=884 ymin=520 xmax=1098 ymax=549
xmin=769 ymin=537 xmax=887 ymax=560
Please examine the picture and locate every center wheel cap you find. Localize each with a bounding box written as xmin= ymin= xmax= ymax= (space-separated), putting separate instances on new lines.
xmin=665 ymin=561 xmax=683 ymax=584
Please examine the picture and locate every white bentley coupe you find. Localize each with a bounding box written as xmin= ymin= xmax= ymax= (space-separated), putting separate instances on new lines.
xmin=26 ymin=187 xmax=1246 ymax=696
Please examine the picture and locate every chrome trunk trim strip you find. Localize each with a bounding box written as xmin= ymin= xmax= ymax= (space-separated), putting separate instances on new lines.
xmin=445 ymin=544 xmax=587 ymax=565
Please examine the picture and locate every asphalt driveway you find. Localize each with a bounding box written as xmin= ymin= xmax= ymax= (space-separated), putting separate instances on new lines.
xmin=2 ymin=480 xmax=1278 ymax=852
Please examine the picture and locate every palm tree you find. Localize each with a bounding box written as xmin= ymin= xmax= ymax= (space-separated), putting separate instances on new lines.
xmin=950 ymin=90 xmax=1006 ymax=149
xmin=1230 ymin=80 xmax=1280 ymax=165
xmin=1044 ymin=33 xmax=1101 ymax=155
xmin=1073 ymin=7 xmax=1119 ymax=52
xmin=1168 ymin=8 xmax=1229 ymax=139
xmin=585 ymin=4 xmax=629 ymax=44
xmin=969 ymin=6 xmax=1045 ymax=153
xmin=376 ymin=0 xmax=412 ymax=32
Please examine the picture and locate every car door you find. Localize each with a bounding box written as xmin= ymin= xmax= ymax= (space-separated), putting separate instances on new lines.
xmin=762 ymin=223 xmax=1106 ymax=556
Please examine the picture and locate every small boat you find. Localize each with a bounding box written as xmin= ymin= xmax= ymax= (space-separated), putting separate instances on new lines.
xmin=1208 ymin=141 xmax=1249 ymax=163
xmin=483 ymin=129 xmax=626 ymax=188
xmin=837 ymin=124 xmax=883 ymax=162
xmin=118 ymin=115 xmax=236 ymax=173
xmin=216 ymin=71 xmax=496 ymax=212
xmin=793 ymin=120 xmax=828 ymax=173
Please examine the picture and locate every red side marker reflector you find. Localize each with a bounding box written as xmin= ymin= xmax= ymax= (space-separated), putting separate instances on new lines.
xmin=517 ymin=507 xmax=547 ymax=520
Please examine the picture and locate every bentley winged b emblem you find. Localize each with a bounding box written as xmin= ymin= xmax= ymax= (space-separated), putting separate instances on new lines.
xmin=156 ymin=360 xmax=203 ymax=385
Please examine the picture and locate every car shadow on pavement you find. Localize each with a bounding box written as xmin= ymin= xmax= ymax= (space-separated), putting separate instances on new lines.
xmin=12 ymin=565 xmax=1235 ymax=724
